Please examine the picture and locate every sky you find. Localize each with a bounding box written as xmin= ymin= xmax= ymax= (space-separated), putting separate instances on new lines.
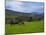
xmin=5 ymin=0 xmax=44 ymax=13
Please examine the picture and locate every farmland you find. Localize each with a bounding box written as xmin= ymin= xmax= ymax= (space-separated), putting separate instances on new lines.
xmin=5 ymin=20 xmax=44 ymax=34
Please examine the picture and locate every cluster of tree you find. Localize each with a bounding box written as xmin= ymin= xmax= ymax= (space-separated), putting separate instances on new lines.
xmin=5 ymin=14 xmax=44 ymax=25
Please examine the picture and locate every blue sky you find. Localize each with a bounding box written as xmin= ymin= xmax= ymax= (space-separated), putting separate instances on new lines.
xmin=5 ymin=0 xmax=44 ymax=13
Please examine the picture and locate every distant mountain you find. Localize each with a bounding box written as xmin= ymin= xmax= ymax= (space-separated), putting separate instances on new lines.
xmin=5 ymin=9 xmax=44 ymax=18
xmin=5 ymin=9 xmax=44 ymax=14
xmin=5 ymin=9 xmax=32 ymax=18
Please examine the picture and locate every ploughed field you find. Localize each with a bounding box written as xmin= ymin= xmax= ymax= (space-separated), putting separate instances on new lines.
xmin=5 ymin=20 xmax=44 ymax=34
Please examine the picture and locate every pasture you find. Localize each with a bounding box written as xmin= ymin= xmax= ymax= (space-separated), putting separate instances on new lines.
xmin=5 ymin=20 xmax=44 ymax=34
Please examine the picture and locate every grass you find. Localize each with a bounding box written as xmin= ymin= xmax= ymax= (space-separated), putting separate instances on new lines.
xmin=5 ymin=20 xmax=44 ymax=34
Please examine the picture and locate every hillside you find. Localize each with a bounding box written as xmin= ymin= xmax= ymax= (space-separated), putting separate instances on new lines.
xmin=5 ymin=9 xmax=44 ymax=19
xmin=5 ymin=9 xmax=32 ymax=18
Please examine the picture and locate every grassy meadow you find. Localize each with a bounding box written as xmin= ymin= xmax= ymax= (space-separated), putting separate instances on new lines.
xmin=5 ymin=20 xmax=44 ymax=34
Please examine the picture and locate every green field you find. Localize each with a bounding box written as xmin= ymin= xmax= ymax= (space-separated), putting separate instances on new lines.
xmin=5 ymin=20 xmax=44 ymax=34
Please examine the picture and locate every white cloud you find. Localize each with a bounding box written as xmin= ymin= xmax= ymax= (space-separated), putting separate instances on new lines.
xmin=6 ymin=1 xmax=44 ymax=13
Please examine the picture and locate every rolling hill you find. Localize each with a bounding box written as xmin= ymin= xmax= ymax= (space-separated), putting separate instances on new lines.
xmin=5 ymin=9 xmax=44 ymax=19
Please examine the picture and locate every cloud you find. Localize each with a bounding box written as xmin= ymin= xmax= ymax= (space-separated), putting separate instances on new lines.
xmin=6 ymin=1 xmax=23 ymax=10
xmin=5 ymin=0 xmax=44 ymax=13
